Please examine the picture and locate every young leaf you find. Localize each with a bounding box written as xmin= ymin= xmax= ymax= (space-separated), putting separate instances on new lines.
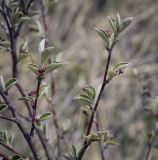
xmin=18 ymin=96 xmax=33 ymax=102
xmin=8 ymin=135 xmax=14 ymax=145
xmin=119 ymin=17 xmax=134 ymax=32
xmin=73 ymin=94 xmax=92 ymax=106
xmin=113 ymin=62 xmax=129 ymax=72
xmin=0 ymin=75 xmax=6 ymax=91
xmin=11 ymin=155 xmax=22 ymax=160
xmin=18 ymin=53 xmax=29 ymax=62
xmin=41 ymin=47 xmax=54 ymax=64
xmin=19 ymin=41 xmax=28 ymax=54
xmin=39 ymin=84 xmax=49 ymax=96
xmin=39 ymin=112 xmax=52 ymax=121
xmin=94 ymin=28 xmax=109 ymax=44
xmin=0 ymin=104 xmax=8 ymax=112
xmin=5 ymin=78 xmax=17 ymax=91
xmin=108 ymin=70 xmax=118 ymax=81
xmin=45 ymin=62 xmax=63 ymax=74
xmin=27 ymin=64 xmax=39 ymax=76
xmin=35 ymin=120 xmax=43 ymax=128
xmin=3 ymin=130 xmax=9 ymax=144
xmin=71 ymin=145 xmax=77 ymax=159
xmin=83 ymin=85 xmax=96 ymax=100
xmin=108 ymin=17 xmax=117 ymax=34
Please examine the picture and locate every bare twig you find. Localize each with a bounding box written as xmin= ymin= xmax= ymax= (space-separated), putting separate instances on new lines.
xmin=95 ymin=111 xmax=105 ymax=160
xmin=0 ymin=116 xmax=16 ymax=122
xmin=30 ymin=77 xmax=42 ymax=137
xmin=77 ymin=46 xmax=113 ymax=160
xmin=0 ymin=141 xmax=24 ymax=157
xmin=16 ymin=81 xmax=52 ymax=160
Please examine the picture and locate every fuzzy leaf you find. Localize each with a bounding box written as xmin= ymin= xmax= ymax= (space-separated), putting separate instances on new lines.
xmin=113 ymin=62 xmax=129 ymax=72
xmin=5 ymin=78 xmax=17 ymax=91
xmin=108 ymin=70 xmax=118 ymax=81
xmin=41 ymin=47 xmax=54 ymax=64
xmin=94 ymin=28 xmax=109 ymax=44
xmin=18 ymin=96 xmax=33 ymax=102
xmin=39 ymin=39 xmax=46 ymax=53
xmin=45 ymin=62 xmax=63 ymax=74
xmin=73 ymin=94 xmax=92 ymax=106
xmin=108 ymin=17 xmax=117 ymax=34
xmin=18 ymin=54 xmax=29 ymax=62
xmin=35 ymin=121 xmax=43 ymax=128
xmin=83 ymin=85 xmax=96 ymax=100
xmin=39 ymin=112 xmax=52 ymax=121
xmin=119 ymin=17 xmax=134 ymax=32
xmin=27 ymin=64 xmax=39 ymax=76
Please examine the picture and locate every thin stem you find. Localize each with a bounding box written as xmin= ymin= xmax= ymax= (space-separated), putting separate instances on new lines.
xmin=95 ymin=111 xmax=105 ymax=160
xmin=77 ymin=48 xmax=112 ymax=160
xmin=39 ymin=0 xmax=64 ymax=158
xmin=16 ymin=81 xmax=52 ymax=160
xmin=30 ymin=77 xmax=42 ymax=137
xmin=0 ymin=141 xmax=24 ymax=157
xmin=144 ymin=130 xmax=158 ymax=160
xmin=0 ymin=116 xmax=16 ymax=122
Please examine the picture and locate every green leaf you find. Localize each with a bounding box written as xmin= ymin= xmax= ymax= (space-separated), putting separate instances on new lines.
xmin=8 ymin=135 xmax=14 ymax=145
xmin=39 ymin=112 xmax=52 ymax=121
xmin=5 ymin=78 xmax=17 ymax=91
xmin=119 ymin=17 xmax=134 ymax=32
xmin=71 ymin=145 xmax=77 ymax=159
xmin=45 ymin=62 xmax=63 ymax=74
xmin=11 ymin=155 xmax=22 ymax=160
xmin=35 ymin=120 xmax=43 ymax=128
xmin=116 ymin=13 xmax=121 ymax=27
xmin=83 ymin=85 xmax=96 ymax=100
xmin=41 ymin=47 xmax=54 ymax=64
xmin=0 ymin=104 xmax=8 ymax=112
xmin=3 ymin=130 xmax=9 ymax=144
xmin=0 ymin=75 xmax=6 ymax=91
xmin=18 ymin=53 xmax=29 ymax=62
xmin=39 ymin=84 xmax=49 ymax=96
xmin=18 ymin=96 xmax=33 ymax=102
xmin=113 ymin=62 xmax=129 ymax=72
xmin=19 ymin=41 xmax=28 ymax=54
xmin=108 ymin=70 xmax=118 ymax=81
xmin=27 ymin=64 xmax=39 ymax=76
xmin=108 ymin=17 xmax=117 ymax=34
xmin=73 ymin=94 xmax=92 ymax=106
xmin=94 ymin=28 xmax=109 ymax=44
xmin=43 ymin=124 xmax=48 ymax=137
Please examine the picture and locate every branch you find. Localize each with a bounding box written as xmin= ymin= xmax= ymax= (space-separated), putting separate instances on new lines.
xmin=0 ymin=116 xmax=16 ymax=122
xmin=0 ymin=141 xmax=25 ymax=157
xmin=95 ymin=112 xmax=105 ymax=160
xmin=30 ymin=77 xmax=42 ymax=137
xmin=16 ymin=82 xmax=52 ymax=160
xmin=0 ymin=89 xmax=40 ymax=160
xmin=77 ymin=47 xmax=113 ymax=160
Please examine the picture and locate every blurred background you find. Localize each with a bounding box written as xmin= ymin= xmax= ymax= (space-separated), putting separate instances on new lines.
xmin=0 ymin=0 xmax=158 ymax=160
